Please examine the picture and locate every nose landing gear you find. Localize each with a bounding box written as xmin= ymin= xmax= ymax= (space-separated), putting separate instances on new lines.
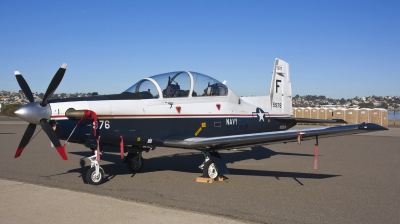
xmin=86 ymin=150 xmax=105 ymax=185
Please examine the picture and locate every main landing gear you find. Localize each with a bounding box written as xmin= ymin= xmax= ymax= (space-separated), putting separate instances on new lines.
xmin=126 ymin=152 xmax=144 ymax=172
xmin=200 ymin=152 xmax=219 ymax=179
xmin=86 ymin=150 xmax=105 ymax=185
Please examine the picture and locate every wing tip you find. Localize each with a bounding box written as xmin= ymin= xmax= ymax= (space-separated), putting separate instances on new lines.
xmin=61 ymin=63 xmax=67 ymax=69
xmin=14 ymin=71 xmax=21 ymax=76
xmin=359 ymin=123 xmax=389 ymax=131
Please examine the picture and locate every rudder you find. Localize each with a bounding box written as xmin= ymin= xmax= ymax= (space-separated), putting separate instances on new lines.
xmin=269 ymin=58 xmax=292 ymax=115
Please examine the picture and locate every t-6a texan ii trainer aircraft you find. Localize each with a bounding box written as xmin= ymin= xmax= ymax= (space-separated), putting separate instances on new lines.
xmin=13 ymin=59 xmax=387 ymax=185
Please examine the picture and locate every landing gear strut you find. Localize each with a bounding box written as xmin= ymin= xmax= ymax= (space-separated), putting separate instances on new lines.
xmin=86 ymin=150 xmax=105 ymax=185
xmin=200 ymin=152 xmax=219 ymax=179
xmin=126 ymin=152 xmax=144 ymax=172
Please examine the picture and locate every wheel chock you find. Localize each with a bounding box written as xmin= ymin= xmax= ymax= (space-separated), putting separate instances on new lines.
xmin=196 ymin=176 xmax=227 ymax=183
xmin=216 ymin=176 xmax=225 ymax=182
xmin=196 ymin=177 xmax=214 ymax=183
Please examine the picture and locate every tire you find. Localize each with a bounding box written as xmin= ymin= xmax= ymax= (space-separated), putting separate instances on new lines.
xmin=86 ymin=167 xmax=105 ymax=185
xmin=127 ymin=153 xmax=144 ymax=172
xmin=203 ymin=159 xmax=219 ymax=179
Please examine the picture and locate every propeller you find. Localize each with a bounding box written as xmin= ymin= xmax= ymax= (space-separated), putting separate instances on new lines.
xmin=15 ymin=123 xmax=36 ymax=158
xmin=41 ymin=65 xmax=66 ymax=106
xmin=14 ymin=63 xmax=68 ymax=160
xmin=15 ymin=71 xmax=34 ymax=103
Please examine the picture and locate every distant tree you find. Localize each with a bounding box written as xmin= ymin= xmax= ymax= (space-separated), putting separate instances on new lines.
xmin=0 ymin=103 xmax=22 ymax=117
xmin=377 ymin=102 xmax=388 ymax=109
xmin=359 ymin=103 xmax=374 ymax=108
xmin=305 ymin=95 xmax=318 ymax=101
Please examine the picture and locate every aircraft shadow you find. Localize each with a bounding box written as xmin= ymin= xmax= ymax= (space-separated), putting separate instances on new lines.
xmin=65 ymin=146 xmax=336 ymax=184
xmin=69 ymin=145 xmax=314 ymax=166
xmin=222 ymin=146 xmax=315 ymax=164
xmin=228 ymin=168 xmax=339 ymax=179
xmin=42 ymin=159 xmax=91 ymax=184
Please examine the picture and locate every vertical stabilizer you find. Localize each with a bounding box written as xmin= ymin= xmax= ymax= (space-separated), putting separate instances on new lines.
xmin=269 ymin=58 xmax=292 ymax=115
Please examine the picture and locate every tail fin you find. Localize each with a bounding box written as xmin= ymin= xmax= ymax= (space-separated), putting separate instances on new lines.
xmin=269 ymin=58 xmax=292 ymax=115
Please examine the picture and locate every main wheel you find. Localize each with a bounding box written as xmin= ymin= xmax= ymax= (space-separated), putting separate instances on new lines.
xmin=86 ymin=167 xmax=105 ymax=185
xmin=127 ymin=153 xmax=144 ymax=172
xmin=203 ymin=159 xmax=219 ymax=179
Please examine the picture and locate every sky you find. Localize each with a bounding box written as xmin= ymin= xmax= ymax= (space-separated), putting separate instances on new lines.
xmin=1 ymin=0 xmax=399 ymax=99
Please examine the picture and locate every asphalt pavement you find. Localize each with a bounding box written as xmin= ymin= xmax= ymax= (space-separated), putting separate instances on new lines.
xmin=0 ymin=119 xmax=399 ymax=223
xmin=0 ymin=179 xmax=242 ymax=224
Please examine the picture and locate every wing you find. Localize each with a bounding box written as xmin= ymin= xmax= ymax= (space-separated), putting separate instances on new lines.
xmin=163 ymin=123 xmax=387 ymax=150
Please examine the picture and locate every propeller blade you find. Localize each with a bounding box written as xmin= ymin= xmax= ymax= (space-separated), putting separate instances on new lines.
xmin=14 ymin=71 xmax=35 ymax=103
xmin=15 ymin=123 xmax=37 ymax=158
xmin=41 ymin=63 xmax=67 ymax=106
xmin=40 ymin=119 xmax=68 ymax=160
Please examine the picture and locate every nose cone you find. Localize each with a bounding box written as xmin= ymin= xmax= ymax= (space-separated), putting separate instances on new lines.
xmin=14 ymin=102 xmax=51 ymax=125
xmin=14 ymin=106 xmax=26 ymax=117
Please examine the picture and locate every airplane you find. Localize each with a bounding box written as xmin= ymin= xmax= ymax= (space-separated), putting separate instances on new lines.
xmin=13 ymin=59 xmax=387 ymax=185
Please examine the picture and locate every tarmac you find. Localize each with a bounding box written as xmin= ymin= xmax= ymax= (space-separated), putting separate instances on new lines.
xmin=0 ymin=179 xmax=242 ymax=224
xmin=0 ymin=117 xmax=399 ymax=223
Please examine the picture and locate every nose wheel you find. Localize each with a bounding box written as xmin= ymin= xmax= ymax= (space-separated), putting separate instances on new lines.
xmin=86 ymin=166 xmax=105 ymax=185
xmin=86 ymin=150 xmax=105 ymax=185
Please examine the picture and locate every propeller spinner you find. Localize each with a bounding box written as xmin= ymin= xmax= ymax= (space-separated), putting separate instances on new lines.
xmin=14 ymin=63 xmax=68 ymax=160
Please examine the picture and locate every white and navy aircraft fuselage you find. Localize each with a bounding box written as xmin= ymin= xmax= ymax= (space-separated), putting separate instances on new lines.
xmin=50 ymin=92 xmax=293 ymax=150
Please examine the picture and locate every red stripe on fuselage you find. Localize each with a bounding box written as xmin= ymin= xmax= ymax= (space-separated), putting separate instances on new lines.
xmin=51 ymin=113 xmax=291 ymax=119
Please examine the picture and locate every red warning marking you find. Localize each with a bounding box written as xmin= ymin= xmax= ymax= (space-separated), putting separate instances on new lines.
xmin=96 ymin=136 xmax=101 ymax=161
xmin=297 ymin=132 xmax=305 ymax=144
xmin=216 ymin=104 xmax=221 ymax=110
xmin=56 ymin=146 xmax=68 ymax=160
xmin=314 ymin=144 xmax=319 ymax=169
xmin=15 ymin=147 xmax=25 ymax=158
xmin=120 ymin=135 xmax=124 ymax=159
xmin=176 ymin=106 xmax=181 ymax=113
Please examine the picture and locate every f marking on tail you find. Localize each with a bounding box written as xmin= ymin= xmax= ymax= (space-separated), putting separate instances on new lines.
xmin=275 ymin=79 xmax=281 ymax=93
